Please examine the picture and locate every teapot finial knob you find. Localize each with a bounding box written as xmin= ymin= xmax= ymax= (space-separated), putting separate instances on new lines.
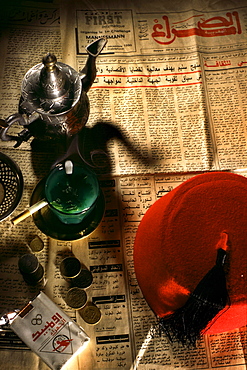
xmin=42 ymin=53 xmax=57 ymax=71
xmin=39 ymin=53 xmax=71 ymax=107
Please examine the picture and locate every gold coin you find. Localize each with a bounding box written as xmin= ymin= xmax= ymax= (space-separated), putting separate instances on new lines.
xmin=30 ymin=235 xmax=44 ymax=253
xmin=65 ymin=287 xmax=87 ymax=309
xmin=80 ymin=304 xmax=101 ymax=324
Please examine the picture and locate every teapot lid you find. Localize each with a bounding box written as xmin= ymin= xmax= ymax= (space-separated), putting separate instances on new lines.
xmin=21 ymin=54 xmax=81 ymax=115
xmin=40 ymin=53 xmax=71 ymax=100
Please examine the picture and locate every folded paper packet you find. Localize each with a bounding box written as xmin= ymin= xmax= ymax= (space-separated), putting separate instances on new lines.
xmin=10 ymin=292 xmax=89 ymax=369
xmin=134 ymin=172 xmax=247 ymax=344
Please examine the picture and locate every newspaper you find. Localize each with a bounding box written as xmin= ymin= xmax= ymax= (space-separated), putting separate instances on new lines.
xmin=60 ymin=0 xmax=247 ymax=176
xmin=0 ymin=0 xmax=246 ymax=369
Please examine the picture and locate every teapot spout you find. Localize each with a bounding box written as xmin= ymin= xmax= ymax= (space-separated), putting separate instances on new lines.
xmin=86 ymin=37 xmax=107 ymax=57
xmin=80 ymin=38 xmax=107 ymax=92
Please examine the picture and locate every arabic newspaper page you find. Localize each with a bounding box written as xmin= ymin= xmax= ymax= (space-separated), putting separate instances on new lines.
xmin=0 ymin=0 xmax=246 ymax=370
xmin=60 ymin=0 xmax=247 ymax=176
xmin=60 ymin=0 xmax=247 ymax=369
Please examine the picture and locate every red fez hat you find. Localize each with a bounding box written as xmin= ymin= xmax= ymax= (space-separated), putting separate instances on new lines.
xmin=134 ymin=172 xmax=247 ymax=344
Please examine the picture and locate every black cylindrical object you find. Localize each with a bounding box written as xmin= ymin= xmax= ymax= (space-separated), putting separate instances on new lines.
xmin=18 ymin=253 xmax=44 ymax=285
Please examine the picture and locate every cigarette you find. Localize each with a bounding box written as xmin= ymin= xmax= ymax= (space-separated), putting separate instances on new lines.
xmin=11 ymin=199 xmax=48 ymax=225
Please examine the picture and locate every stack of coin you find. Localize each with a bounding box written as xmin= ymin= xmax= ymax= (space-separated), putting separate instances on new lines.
xmin=18 ymin=253 xmax=44 ymax=285
xmin=60 ymin=256 xmax=93 ymax=288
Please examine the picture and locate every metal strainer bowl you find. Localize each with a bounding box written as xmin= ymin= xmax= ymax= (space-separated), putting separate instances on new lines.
xmin=0 ymin=152 xmax=23 ymax=221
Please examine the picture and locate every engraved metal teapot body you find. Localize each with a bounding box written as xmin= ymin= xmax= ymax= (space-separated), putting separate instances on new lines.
xmin=0 ymin=38 xmax=107 ymax=147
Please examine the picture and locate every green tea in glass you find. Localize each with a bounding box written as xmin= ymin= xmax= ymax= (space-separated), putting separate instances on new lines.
xmin=45 ymin=160 xmax=100 ymax=224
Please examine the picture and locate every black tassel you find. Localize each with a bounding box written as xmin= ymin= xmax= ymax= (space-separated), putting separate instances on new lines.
xmin=159 ymin=248 xmax=230 ymax=346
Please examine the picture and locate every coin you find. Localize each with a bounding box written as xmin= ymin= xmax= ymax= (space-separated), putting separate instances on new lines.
xmin=22 ymin=264 xmax=44 ymax=285
xmin=18 ymin=254 xmax=44 ymax=285
xmin=80 ymin=304 xmax=101 ymax=324
xmin=65 ymin=287 xmax=87 ymax=309
xmin=18 ymin=253 xmax=39 ymax=274
xmin=30 ymin=235 xmax=44 ymax=253
xmin=72 ymin=269 xmax=93 ymax=289
xmin=60 ymin=257 xmax=81 ymax=280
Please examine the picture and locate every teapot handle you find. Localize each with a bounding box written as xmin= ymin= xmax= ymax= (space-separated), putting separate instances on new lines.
xmin=0 ymin=113 xmax=32 ymax=147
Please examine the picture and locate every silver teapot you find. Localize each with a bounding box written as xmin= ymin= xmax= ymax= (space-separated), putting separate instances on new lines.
xmin=0 ymin=38 xmax=107 ymax=147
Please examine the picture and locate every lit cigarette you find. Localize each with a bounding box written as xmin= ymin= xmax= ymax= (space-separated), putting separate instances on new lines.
xmin=11 ymin=199 xmax=48 ymax=225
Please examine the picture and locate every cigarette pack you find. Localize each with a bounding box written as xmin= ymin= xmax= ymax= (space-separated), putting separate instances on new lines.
xmin=10 ymin=292 xmax=89 ymax=370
